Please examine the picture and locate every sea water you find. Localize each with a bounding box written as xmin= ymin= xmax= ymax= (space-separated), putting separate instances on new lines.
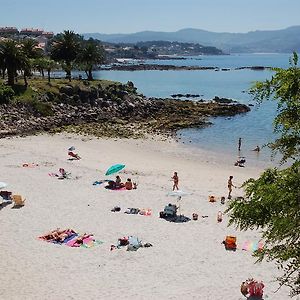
xmin=61 ymin=53 xmax=292 ymax=163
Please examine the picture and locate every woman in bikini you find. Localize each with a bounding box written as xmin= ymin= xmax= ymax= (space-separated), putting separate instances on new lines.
xmin=172 ymin=172 xmax=179 ymax=191
xmin=227 ymin=176 xmax=236 ymax=199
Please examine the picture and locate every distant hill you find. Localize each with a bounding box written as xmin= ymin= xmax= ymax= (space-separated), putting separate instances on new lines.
xmin=83 ymin=26 xmax=300 ymax=53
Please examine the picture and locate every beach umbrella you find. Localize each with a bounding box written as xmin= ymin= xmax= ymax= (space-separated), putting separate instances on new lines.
xmin=0 ymin=182 xmax=8 ymax=189
xmin=105 ymin=164 xmax=125 ymax=176
xmin=167 ymin=190 xmax=191 ymax=197
xmin=167 ymin=190 xmax=191 ymax=216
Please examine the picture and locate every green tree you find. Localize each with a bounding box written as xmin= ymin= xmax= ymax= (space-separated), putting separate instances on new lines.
xmin=226 ymin=53 xmax=300 ymax=297
xmin=50 ymin=30 xmax=82 ymax=81
xmin=250 ymin=53 xmax=300 ymax=162
xmin=21 ymin=39 xmax=43 ymax=86
xmin=33 ymin=57 xmax=58 ymax=83
xmin=0 ymin=40 xmax=24 ymax=86
xmin=77 ymin=39 xmax=105 ymax=80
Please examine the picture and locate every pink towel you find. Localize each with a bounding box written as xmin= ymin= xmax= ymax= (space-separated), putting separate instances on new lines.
xmin=65 ymin=236 xmax=81 ymax=247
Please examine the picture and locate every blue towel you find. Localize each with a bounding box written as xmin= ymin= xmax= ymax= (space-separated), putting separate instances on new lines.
xmin=62 ymin=233 xmax=78 ymax=244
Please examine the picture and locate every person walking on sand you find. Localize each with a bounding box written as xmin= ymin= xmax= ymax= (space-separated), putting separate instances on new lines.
xmin=238 ymin=137 xmax=242 ymax=152
xmin=227 ymin=175 xmax=236 ymax=199
xmin=172 ymin=172 xmax=179 ymax=191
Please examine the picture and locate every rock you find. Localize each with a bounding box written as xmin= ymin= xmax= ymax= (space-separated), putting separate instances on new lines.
xmin=59 ymin=85 xmax=74 ymax=96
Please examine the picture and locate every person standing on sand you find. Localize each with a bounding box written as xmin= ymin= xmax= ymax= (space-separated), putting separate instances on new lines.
xmin=238 ymin=138 xmax=242 ymax=151
xmin=172 ymin=172 xmax=179 ymax=191
xmin=227 ymin=175 xmax=236 ymax=199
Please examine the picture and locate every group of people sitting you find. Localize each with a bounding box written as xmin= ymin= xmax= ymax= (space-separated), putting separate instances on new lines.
xmin=105 ymin=176 xmax=137 ymax=190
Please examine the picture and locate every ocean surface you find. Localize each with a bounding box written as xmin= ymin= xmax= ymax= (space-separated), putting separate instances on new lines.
xmin=61 ymin=53 xmax=292 ymax=164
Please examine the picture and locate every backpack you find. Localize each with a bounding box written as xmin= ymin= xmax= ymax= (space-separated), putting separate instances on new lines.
xmin=224 ymin=236 xmax=237 ymax=250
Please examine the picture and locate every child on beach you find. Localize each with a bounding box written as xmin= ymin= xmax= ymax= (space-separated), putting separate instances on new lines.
xmin=172 ymin=172 xmax=179 ymax=191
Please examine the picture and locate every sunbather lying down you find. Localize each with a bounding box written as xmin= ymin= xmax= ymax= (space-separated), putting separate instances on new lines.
xmin=68 ymin=151 xmax=81 ymax=160
xmin=71 ymin=233 xmax=93 ymax=246
xmin=40 ymin=228 xmax=76 ymax=242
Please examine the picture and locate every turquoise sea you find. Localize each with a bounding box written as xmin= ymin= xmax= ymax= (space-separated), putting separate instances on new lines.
xmin=63 ymin=53 xmax=292 ymax=163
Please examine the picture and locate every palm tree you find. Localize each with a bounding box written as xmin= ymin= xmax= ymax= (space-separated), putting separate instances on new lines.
xmin=32 ymin=57 xmax=59 ymax=83
xmin=50 ymin=30 xmax=82 ymax=81
xmin=0 ymin=40 xmax=24 ymax=86
xmin=45 ymin=58 xmax=58 ymax=83
xmin=22 ymin=39 xmax=43 ymax=60
xmin=77 ymin=39 xmax=105 ymax=80
xmin=20 ymin=39 xmax=44 ymax=86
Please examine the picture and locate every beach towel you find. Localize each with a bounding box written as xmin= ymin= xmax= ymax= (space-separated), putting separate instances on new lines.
xmin=241 ymin=241 xmax=264 ymax=252
xmin=39 ymin=233 xmax=78 ymax=245
xmin=125 ymin=208 xmax=140 ymax=214
xmin=93 ymin=180 xmax=110 ymax=186
xmin=39 ymin=230 xmax=103 ymax=248
xmin=93 ymin=181 xmax=104 ymax=186
xmin=111 ymin=187 xmax=127 ymax=191
xmin=23 ymin=162 xmax=39 ymax=168
xmin=81 ymin=238 xmax=104 ymax=248
xmin=65 ymin=236 xmax=82 ymax=247
xmin=65 ymin=235 xmax=103 ymax=248
xmin=48 ymin=172 xmax=59 ymax=177
xmin=139 ymin=208 xmax=152 ymax=216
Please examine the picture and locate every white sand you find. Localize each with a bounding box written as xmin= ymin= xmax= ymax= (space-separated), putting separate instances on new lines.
xmin=0 ymin=134 xmax=290 ymax=300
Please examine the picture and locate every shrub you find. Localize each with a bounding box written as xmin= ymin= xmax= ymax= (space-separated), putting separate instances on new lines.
xmin=0 ymin=84 xmax=15 ymax=104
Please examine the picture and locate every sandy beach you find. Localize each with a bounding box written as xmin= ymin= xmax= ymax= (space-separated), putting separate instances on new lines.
xmin=0 ymin=134 xmax=290 ymax=300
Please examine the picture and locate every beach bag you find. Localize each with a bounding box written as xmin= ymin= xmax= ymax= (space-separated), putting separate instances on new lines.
xmin=248 ymin=280 xmax=264 ymax=297
xmin=159 ymin=211 xmax=165 ymax=218
xmin=118 ymin=237 xmax=129 ymax=246
xmin=127 ymin=236 xmax=142 ymax=251
xmin=209 ymin=195 xmax=216 ymax=202
xmin=224 ymin=236 xmax=237 ymax=250
xmin=192 ymin=213 xmax=198 ymax=220
xmin=0 ymin=191 xmax=12 ymax=200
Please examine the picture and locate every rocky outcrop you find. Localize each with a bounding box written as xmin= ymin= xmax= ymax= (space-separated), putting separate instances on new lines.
xmin=0 ymin=81 xmax=250 ymax=139
xmin=101 ymin=64 xmax=217 ymax=71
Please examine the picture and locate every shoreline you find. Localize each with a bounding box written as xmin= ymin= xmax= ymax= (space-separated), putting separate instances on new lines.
xmin=0 ymin=133 xmax=289 ymax=299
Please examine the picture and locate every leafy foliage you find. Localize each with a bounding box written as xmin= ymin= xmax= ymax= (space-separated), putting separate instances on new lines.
xmin=227 ymin=163 xmax=300 ymax=296
xmin=0 ymin=84 xmax=15 ymax=104
xmin=0 ymin=40 xmax=24 ymax=86
xmin=76 ymin=39 xmax=105 ymax=80
xmin=50 ymin=30 xmax=82 ymax=80
xmin=250 ymin=52 xmax=300 ymax=162
xmin=227 ymin=53 xmax=300 ymax=297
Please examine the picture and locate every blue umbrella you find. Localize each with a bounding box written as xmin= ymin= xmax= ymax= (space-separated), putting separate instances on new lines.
xmin=0 ymin=182 xmax=8 ymax=189
xmin=105 ymin=164 xmax=125 ymax=176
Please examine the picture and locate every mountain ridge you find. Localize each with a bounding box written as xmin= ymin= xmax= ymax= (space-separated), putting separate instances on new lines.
xmin=83 ymin=26 xmax=300 ymax=53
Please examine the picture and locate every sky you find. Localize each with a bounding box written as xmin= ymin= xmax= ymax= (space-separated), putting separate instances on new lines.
xmin=1 ymin=0 xmax=299 ymax=34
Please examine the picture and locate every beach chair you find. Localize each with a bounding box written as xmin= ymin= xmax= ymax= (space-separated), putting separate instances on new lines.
xmin=163 ymin=204 xmax=177 ymax=217
xmin=12 ymin=195 xmax=26 ymax=207
xmin=0 ymin=190 xmax=12 ymax=200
